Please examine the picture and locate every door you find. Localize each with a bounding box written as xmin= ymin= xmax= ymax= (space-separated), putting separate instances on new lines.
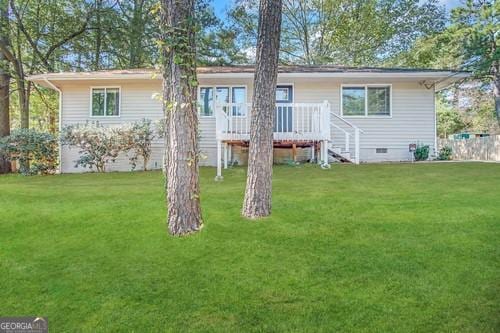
xmin=275 ymin=85 xmax=293 ymax=132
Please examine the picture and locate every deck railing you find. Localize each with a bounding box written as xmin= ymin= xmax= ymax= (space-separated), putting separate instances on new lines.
xmin=215 ymin=102 xmax=330 ymax=142
xmin=213 ymin=100 xmax=363 ymax=179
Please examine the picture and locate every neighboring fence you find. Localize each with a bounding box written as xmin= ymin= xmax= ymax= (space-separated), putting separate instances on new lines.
xmin=439 ymin=135 xmax=500 ymax=161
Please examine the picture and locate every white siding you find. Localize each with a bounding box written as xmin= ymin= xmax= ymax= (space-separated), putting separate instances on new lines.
xmin=57 ymin=77 xmax=435 ymax=173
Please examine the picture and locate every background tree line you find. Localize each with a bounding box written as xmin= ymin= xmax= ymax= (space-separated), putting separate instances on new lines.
xmin=0 ymin=0 xmax=498 ymax=172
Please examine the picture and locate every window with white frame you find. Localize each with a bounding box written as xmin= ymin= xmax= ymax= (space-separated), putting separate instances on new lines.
xmin=198 ymin=86 xmax=247 ymax=117
xmin=342 ymin=85 xmax=391 ymax=117
xmin=91 ymin=87 xmax=120 ymax=116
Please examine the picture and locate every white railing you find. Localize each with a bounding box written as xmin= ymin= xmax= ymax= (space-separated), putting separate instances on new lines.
xmin=329 ymin=111 xmax=364 ymax=164
xmin=215 ymin=102 xmax=330 ymax=142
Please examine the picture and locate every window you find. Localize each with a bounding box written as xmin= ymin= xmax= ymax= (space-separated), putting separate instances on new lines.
xmin=199 ymin=87 xmax=214 ymax=116
xmin=231 ymin=87 xmax=246 ymax=116
xmin=91 ymin=87 xmax=120 ymax=116
xmin=342 ymin=85 xmax=391 ymax=117
xmin=199 ymin=86 xmax=247 ymax=117
xmin=368 ymin=86 xmax=390 ymax=116
xmin=276 ymin=86 xmax=293 ymax=102
xmin=342 ymin=87 xmax=365 ymax=116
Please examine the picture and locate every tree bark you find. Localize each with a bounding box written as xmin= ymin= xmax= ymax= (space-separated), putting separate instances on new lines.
xmin=160 ymin=0 xmax=203 ymax=236
xmin=93 ymin=0 xmax=103 ymax=70
xmin=0 ymin=0 xmax=10 ymax=173
xmin=493 ymin=61 xmax=499 ymax=120
xmin=242 ymin=0 xmax=282 ymax=219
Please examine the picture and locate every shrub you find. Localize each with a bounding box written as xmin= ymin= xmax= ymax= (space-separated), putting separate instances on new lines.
xmin=119 ymin=119 xmax=158 ymax=171
xmin=437 ymin=146 xmax=452 ymax=160
xmin=0 ymin=129 xmax=58 ymax=175
xmin=414 ymin=143 xmax=430 ymax=161
xmin=60 ymin=122 xmax=123 ymax=172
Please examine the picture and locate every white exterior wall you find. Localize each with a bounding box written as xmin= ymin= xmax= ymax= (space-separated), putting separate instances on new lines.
xmin=56 ymin=77 xmax=435 ymax=173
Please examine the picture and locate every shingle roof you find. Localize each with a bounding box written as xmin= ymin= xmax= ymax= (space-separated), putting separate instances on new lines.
xmin=31 ymin=65 xmax=465 ymax=76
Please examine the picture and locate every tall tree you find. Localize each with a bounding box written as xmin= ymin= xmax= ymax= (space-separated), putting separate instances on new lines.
xmin=228 ymin=0 xmax=445 ymax=65
xmin=160 ymin=0 xmax=203 ymax=235
xmin=450 ymin=0 xmax=499 ymax=119
xmin=0 ymin=0 xmax=93 ymax=130
xmin=394 ymin=0 xmax=499 ymax=122
xmin=242 ymin=0 xmax=282 ymax=218
xmin=0 ymin=0 xmax=10 ymax=173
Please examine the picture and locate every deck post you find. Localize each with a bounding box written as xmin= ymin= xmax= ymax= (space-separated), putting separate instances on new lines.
xmin=323 ymin=140 xmax=327 ymax=164
xmin=317 ymin=143 xmax=322 ymax=165
xmin=321 ymin=140 xmax=330 ymax=169
xmin=223 ymin=142 xmax=228 ymax=169
xmin=311 ymin=142 xmax=315 ymax=163
xmin=354 ymin=128 xmax=360 ymax=165
xmin=215 ymin=140 xmax=223 ymax=181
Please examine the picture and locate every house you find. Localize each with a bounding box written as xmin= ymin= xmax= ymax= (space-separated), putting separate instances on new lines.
xmin=28 ymin=66 xmax=469 ymax=176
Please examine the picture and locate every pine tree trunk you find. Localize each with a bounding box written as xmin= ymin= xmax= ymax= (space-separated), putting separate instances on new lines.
xmin=160 ymin=0 xmax=203 ymax=236
xmin=494 ymin=68 xmax=499 ymax=120
xmin=242 ymin=0 xmax=282 ymax=219
xmin=0 ymin=0 xmax=11 ymax=173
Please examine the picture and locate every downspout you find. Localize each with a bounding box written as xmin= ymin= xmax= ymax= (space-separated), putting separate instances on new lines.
xmin=43 ymin=78 xmax=62 ymax=174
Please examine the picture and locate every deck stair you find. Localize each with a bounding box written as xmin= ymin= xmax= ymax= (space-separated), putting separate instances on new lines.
xmin=328 ymin=147 xmax=352 ymax=163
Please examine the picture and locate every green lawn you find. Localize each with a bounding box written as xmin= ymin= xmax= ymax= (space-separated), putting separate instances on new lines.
xmin=0 ymin=163 xmax=499 ymax=332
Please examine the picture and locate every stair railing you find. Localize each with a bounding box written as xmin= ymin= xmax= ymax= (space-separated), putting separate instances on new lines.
xmin=329 ymin=110 xmax=364 ymax=164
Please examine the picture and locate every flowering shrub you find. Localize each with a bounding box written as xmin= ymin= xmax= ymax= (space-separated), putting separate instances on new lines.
xmin=119 ymin=119 xmax=159 ymax=171
xmin=0 ymin=129 xmax=58 ymax=175
xmin=60 ymin=122 xmax=123 ymax=172
xmin=61 ymin=120 xmax=164 ymax=172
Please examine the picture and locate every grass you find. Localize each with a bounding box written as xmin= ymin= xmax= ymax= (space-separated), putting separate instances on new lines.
xmin=0 ymin=163 xmax=499 ymax=332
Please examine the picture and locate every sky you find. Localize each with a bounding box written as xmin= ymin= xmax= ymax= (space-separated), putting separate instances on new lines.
xmin=211 ymin=0 xmax=464 ymax=18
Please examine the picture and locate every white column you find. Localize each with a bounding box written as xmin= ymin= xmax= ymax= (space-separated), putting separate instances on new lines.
xmin=223 ymin=143 xmax=228 ymax=169
xmin=323 ymin=140 xmax=328 ymax=164
xmin=215 ymin=140 xmax=223 ymax=181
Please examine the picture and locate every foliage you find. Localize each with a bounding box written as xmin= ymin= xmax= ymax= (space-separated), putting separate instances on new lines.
xmin=61 ymin=120 xmax=164 ymax=172
xmin=229 ymin=0 xmax=446 ymax=65
xmin=0 ymin=128 xmax=57 ymax=175
xmin=414 ymin=143 xmax=430 ymax=161
xmin=1 ymin=164 xmax=499 ymax=331
xmin=437 ymin=146 xmax=452 ymax=160
xmin=60 ymin=122 xmax=123 ymax=172
xmin=118 ymin=119 xmax=160 ymax=171
xmin=436 ymin=98 xmax=465 ymax=137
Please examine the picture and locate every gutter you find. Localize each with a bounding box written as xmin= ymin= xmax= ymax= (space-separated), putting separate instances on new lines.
xmin=43 ymin=78 xmax=62 ymax=174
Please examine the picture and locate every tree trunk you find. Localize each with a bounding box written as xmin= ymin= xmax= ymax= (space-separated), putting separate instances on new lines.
xmin=129 ymin=0 xmax=145 ymax=68
xmin=242 ymin=0 xmax=282 ymax=219
xmin=0 ymin=0 xmax=10 ymax=173
xmin=160 ymin=0 xmax=203 ymax=236
xmin=94 ymin=0 xmax=102 ymax=70
xmin=494 ymin=66 xmax=499 ymax=121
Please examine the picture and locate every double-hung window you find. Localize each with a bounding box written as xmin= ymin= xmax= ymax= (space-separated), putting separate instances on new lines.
xmin=198 ymin=86 xmax=247 ymax=117
xmin=342 ymin=85 xmax=391 ymax=117
xmin=91 ymin=87 xmax=120 ymax=116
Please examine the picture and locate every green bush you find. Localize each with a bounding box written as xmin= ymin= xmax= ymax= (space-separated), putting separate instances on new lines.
xmin=0 ymin=129 xmax=58 ymax=175
xmin=437 ymin=146 xmax=452 ymax=160
xmin=414 ymin=144 xmax=430 ymax=161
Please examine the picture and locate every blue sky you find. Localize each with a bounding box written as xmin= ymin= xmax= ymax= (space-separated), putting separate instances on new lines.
xmin=211 ymin=0 xmax=464 ymax=18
